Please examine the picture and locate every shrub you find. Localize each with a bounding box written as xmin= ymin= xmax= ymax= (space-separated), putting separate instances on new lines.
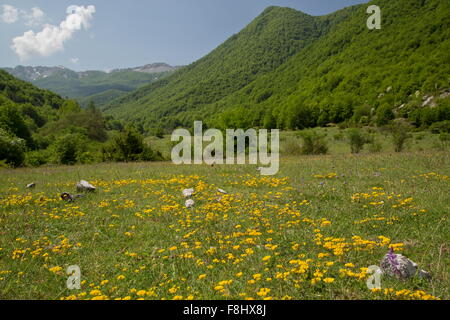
xmin=25 ymin=150 xmax=50 ymax=167
xmin=376 ymin=105 xmax=395 ymax=127
xmin=333 ymin=131 xmax=344 ymax=141
xmin=52 ymin=133 xmax=87 ymax=165
xmin=367 ymin=135 xmax=383 ymax=153
xmin=102 ymin=127 xmax=161 ymax=162
xmin=154 ymin=126 xmax=165 ymax=139
xmin=347 ymin=128 xmax=368 ymax=154
xmin=390 ymin=123 xmax=412 ymax=152
xmin=282 ymin=137 xmax=302 ymax=156
xmin=437 ymin=132 xmax=449 ymax=149
xmin=429 ymin=120 xmax=450 ymax=134
xmin=299 ymin=130 xmax=328 ymax=155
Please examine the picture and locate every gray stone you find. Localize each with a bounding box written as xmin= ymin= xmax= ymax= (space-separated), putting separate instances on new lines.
xmin=380 ymin=248 xmax=430 ymax=280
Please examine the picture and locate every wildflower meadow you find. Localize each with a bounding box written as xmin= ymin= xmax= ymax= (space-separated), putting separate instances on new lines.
xmin=0 ymin=150 xmax=448 ymax=300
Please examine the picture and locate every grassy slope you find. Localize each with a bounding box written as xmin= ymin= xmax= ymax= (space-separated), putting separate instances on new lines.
xmin=103 ymin=6 xmax=329 ymax=124
xmin=146 ymin=127 xmax=450 ymax=160
xmin=0 ymin=151 xmax=448 ymax=300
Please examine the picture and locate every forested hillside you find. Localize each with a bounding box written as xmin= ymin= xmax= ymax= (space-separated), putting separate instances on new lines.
xmin=105 ymin=0 xmax=450 ymax=131
xmin=0 ymin=70 xmax=164 ymax=167
xmin=209 ymin=0 xmax=450 ymax=130
xmin=0 ymin=69 xmax=107 ymax=166
xmin=103 ymin=6 xmax=339 ymax=129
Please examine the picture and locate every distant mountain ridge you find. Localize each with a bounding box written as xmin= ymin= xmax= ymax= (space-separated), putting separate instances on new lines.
xmin=2 ymin=63 xmax=179 ymax=82
xmin=1 ymin=63 xmax=180 ymax=107
xmin=111 ymin=63 xmax=180 ymax=74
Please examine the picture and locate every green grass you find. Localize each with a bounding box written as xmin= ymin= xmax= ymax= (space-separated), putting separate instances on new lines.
xmin=0 ymin=146 xmax=448 ymax=300
xmin=146 ymin=128 xmax=448 ymax=159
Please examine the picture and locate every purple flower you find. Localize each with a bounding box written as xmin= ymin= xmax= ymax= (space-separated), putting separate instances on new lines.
xmin=387 ymin=247 xmax=402 ymax=277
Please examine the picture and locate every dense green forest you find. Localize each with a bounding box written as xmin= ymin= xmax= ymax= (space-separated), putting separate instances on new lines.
xmin=104 ymin=0 xmax=450 ymax=132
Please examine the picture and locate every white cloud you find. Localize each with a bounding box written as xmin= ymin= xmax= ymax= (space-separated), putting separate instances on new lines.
xmin=70 ymin=57 xmax=79 ymax=64
xmin=2 ymin=5 xmax=18 ymax=23
xmin=24 ymin=7 xmax=45 ymax=27
xmin=11 ymin=5 xmax=95 ymax=61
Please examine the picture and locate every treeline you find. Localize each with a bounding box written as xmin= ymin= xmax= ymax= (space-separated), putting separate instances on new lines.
xmin=0 ymin=70 xmax=162 ymax=168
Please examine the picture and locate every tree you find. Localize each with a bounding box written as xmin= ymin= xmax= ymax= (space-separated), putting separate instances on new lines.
xmin=263 ymin=112 xmax=277 ymax=129
xmin=376 ymin=104 xmax=395 ymax=127
xmin=102 ymin=126 xmax=162 ymax=162
xmin=347 ymin=128 xmax=368 ymax=153
xmin=0 ymin=103 xmax=33 ymax=147
xmin=390 ymin=122 xmax=412 ymax=152
xmin=299 ymin=130 xmax=328 ymax=155
xmin=0 ymin=128 xmax=26 ymax=167
xmin=53 ymin=133 xmax=87 ymax=165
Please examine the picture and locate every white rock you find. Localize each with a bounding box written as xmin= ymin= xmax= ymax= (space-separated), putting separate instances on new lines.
xmin=76 ymin=180 xmax=96 ymax=192
xmin=185 ymin=199 xmax=195 ymax=208
xmin=217 ymin=188 xmax=227 ymax=194
xmin=422 ymin=96 xmax=434 ymax=107
xmin=182 ymin=188 xmax=194 ymax=197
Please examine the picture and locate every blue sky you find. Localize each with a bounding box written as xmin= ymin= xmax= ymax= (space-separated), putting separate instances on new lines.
xmin=0 ymin=0 xmax=369 ymax=71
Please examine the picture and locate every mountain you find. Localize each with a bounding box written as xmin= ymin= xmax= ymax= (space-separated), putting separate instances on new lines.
xmin=2 ymin=63 xmax=179 ymax=107
xmin=103 ymin=6 xmax=330 ymax=127
xmin=104 ymin=0 xmax=450 ymax=131
xmin=112 ymin=63 xmax=180 ymax=74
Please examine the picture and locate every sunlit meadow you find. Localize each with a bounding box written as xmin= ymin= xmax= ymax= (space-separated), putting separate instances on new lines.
xmin=0 ymin=150 xmax=448 ymax=300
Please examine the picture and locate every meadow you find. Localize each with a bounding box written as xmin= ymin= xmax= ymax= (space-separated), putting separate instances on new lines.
xmin=0 ymin=134 xmax=448 ymax=300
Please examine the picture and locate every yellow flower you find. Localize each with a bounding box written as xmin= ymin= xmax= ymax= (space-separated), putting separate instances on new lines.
xmin=136 ymin=290 xmax=147 ymax=296
xmin=344 ymin=263 xmax=355 ymax=268
xmin=198 ymin=274 xmax=206 ymax=280
xmin=256 ymin=288 xmax=271 ymax=297
xmin=48 ymin=266 xmax=62 ymax=274
xmin=117 ymin=275 xmax=125 ymax=280
xmin=323 ymin=278 xmax=335 ymax=283
xmin=168 ymin=287 xmax=178 ymax=294
xmin=90 ymin=289 xmax=101 ymax=296
xmin=262 ymin=255 xmax=271 ymax=262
